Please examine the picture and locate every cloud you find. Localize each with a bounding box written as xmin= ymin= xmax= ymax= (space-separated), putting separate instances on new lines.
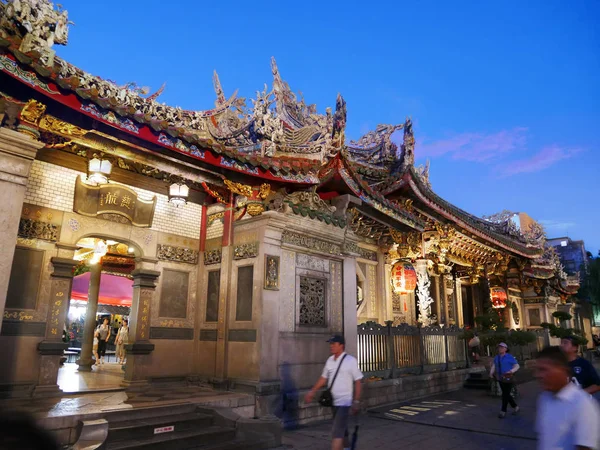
xmin=539 ymin=219 xmax=576 ymax=232
xmin=417 ymin=127 xmax=528 ymax=162
xmin=497 ymin=145 xmax=583 ymax=177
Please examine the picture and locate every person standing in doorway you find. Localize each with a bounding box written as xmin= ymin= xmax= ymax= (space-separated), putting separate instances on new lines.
xmin=535 ymin=346 xmax=600 ymax=449
xmin=115 ymin=319 xmax=129 ymax=365
xmin=305 ymin=335 xmax=363 ymax=450
xmin=489 ymin=342 xmax=520 ymax=418
xmin=96 ymin=318 xmax=110 ymax=365
xmin=560 ymin=336 xmax=600 ymax=395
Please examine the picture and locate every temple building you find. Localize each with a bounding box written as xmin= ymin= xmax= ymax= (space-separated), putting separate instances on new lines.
xmin=0 ymin=0 xmax=584 ymax=407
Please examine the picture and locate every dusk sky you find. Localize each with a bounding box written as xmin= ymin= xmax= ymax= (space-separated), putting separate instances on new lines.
xmin=57 ymin=1 xmax=599 ymax=254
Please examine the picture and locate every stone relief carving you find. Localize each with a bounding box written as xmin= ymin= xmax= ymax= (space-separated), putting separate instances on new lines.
xmin=157 ymin=244 xmax=198 ymax=265
xmin=416 ymin=261 xmax=435 ymax=326
xmin=296 ymin=253 xmax=329 ymax=273
xmin=299 ymin=276 xmax=326 ymax=326
xmin=281 ymin=230 xmax=341 ymax=255
xmin=203 ymin=249 xmax=222 ymax=265
xmin=285 ymin=188 xmax=336 ymax=214
xmin=234 ymin=242 xmax=258 ymax=260
xmin=264 ymin=255 xmax=280 ymax=290
xmin=18 ymin=218 xmax=59 ymax=242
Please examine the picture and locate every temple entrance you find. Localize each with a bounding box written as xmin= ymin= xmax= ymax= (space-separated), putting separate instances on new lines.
xmin=58 ymin=237 xmax=137 ymax=393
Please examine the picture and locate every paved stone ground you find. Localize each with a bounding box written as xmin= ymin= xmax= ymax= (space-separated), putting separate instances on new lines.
xmin=279 ymin=381 xmax=541 ymax=450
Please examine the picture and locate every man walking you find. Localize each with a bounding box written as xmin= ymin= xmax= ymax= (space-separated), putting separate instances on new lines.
xmin=535 ymin=346 xmax=600 ymax=450
xmin=560 ymin=336 xmax=600 ymax=395
xmin=305 ymin=335 xmax=363 ymax=450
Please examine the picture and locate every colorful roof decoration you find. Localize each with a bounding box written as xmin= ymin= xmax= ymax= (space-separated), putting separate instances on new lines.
xmin=0 ymin=0 xmax=551 ymax=269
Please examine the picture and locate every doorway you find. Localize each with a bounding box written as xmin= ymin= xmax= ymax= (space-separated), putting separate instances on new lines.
xmin=58 ymin=237 xmax=136 ymax=393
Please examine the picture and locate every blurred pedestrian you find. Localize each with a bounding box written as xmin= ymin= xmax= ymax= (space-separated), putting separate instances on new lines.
xmin=468 ymin=332 xmax=481 ymax=364
xmin=535 ymin=346 xmax=600 ymax=450
xmin=560 ymin=336 xmax=600 ymax=395
xmin=275 ymin=362 xmax=299 ymax=430
xmin=304 ymin=335 xmax=363 ymax=450
xmin=489 ymin=342 xmax=520 ymax=418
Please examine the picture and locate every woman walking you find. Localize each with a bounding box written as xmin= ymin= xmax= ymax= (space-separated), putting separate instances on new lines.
xmin=115 ymin=319 xmax=129 ymax=365
xmin=96 ymin=318 xmax=110 ymax=365
xmin=489 ymin=342 xmax=520 ymax=418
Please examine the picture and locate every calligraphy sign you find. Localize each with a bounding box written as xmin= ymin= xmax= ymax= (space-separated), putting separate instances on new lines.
xmin=73 ymin=176 xmax=156 ymax=227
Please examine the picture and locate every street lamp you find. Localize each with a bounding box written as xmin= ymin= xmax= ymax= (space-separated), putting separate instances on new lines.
xmin=87 ymin=155 xmax=112 ymax=185
xmin=168 ymin=182 xmax=189 ymax=207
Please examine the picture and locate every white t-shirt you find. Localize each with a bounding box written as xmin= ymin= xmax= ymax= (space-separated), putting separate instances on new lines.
xmin=321 ymin=352 xmax=363 ymax=407
xmin=536 ymin=382 xmax=600 ymax=450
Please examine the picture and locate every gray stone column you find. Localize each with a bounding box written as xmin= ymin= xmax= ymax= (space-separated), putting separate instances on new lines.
xmin=122 ymin=268 xmax=159 ymax=390
xmin=0 ymin=128 xmax=44 ymax=334
xmin=342 ymin=257 xmax=358 ymax=356
xmin=77 ymin=263 xmax=102 ymax=371
xmin=34 ymin=257 xmax=78 ymax=397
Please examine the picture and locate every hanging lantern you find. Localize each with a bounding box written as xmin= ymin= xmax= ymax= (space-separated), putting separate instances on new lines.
xmin=490 ymin=287 xmax=507 ymax=309
xmin=168 ymin=182 xmax=189 ymax=207
xmin=391 ymin=261 xmax=417 ymax=294
xmin=87 ymin=155 xmax=112 ymax=185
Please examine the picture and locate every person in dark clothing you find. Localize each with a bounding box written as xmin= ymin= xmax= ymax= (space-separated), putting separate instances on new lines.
xmin=0 ymin=411 xmax=59 ymax=450
xmin=489 ymin=342 xmax=520 ymax=418
xmin=560 ymin=336 xmax=600 ymax=395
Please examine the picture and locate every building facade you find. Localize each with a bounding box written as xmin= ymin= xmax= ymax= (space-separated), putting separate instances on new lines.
xmin=0 ymin=0 xmax=579 ymax=400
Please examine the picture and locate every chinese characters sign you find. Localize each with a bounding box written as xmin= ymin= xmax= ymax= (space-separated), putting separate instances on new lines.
xmin=74 ymin=176 xmax=156 ymax=227
xmin=391 ymin=261 xmax=417 ymax=294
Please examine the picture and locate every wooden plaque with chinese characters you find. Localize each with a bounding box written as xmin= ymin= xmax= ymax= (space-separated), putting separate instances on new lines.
xmin=73 ymin=176 xmax=156 ymax=227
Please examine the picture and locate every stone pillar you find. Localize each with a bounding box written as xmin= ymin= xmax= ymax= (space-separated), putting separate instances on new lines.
xmin=77 ymin=263 xmax=102 ymax=371
xmin=415 ymin=259 xmax=434 ymax=326
xmin=455 ymin=278 xmax=464 ymax=328
xmin=343 ymin=257 xmax=358 ymax=356
xmin=215 ymin=202 xmax=234 ymax=381
xmin=0 ymin=128 xmax=44 ymax=334
xmin=34 ymin=257 xmax=78 ymax=397
xmin=122 ymin=269 xmax=159 ymax=390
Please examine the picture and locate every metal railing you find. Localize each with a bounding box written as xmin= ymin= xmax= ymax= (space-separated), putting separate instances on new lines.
xmin=357 ymin=321 xmax=468 ymax=379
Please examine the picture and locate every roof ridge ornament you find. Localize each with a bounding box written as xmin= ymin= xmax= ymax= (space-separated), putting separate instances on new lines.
xmin=1 ymin=0 xmax=73 ymax=66
xmin=400 ymin=117 xmax=414 ymax=170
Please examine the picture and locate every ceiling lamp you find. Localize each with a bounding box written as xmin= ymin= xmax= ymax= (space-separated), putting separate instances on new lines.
xmin=169 ymin=182 xmax=189 ymax=207
xmin=88 ymin=155 xmax=112 ymax=185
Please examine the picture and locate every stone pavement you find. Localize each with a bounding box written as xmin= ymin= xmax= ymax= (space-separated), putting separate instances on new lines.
xmin=279 ymin=381 xmax=541 ymax=450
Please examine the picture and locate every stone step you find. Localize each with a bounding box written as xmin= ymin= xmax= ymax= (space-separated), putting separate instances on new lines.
xmin=105 ymin=425 xmax=237 ymax=450
xmin=107 ymin=412 xmax=214 ymax=443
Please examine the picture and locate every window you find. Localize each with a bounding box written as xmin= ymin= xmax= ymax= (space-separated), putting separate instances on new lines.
xmin=560 ymin=240 xmax=568 ymax=247
xmin=236 ymin=266 xmax=254 ymax=321
xmin=528 ymin=308 xmax=542 ymax=327
xmin=205 ymin=270 xmax=220 ymax=322
xmin=299 ymin=276 xmax=326 ymax=326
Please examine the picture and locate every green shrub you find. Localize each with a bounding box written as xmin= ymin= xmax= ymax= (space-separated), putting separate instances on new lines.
xmin=552 ymin=311 xmax=572 ymax=322
xmin=507 ymin=330 xmax=537 ymax=346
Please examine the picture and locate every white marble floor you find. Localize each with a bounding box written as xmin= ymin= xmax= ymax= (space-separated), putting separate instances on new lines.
xmin=57 ymin=362 xmax=125 ymax=393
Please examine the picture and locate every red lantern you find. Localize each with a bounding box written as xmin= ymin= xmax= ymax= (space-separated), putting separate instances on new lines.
xmin=391 ymin=262 xmax=417 ymax=294
xmin=490 ymin=287 xmax=507 ymax=309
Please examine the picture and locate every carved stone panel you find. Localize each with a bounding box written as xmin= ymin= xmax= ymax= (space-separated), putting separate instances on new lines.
xmin=157 ymin=244 xmax=198 ymax=264
xmin=264 ymin=255 xmax=280 ymax=290
xmin=6 ymin=247 xmax=44 ymax=310
xmin=205 ymin=270 xmax=220 ymax=322
xmin=282 ymin=230 xmax=341 ymax=255
xmin=234 ymin=242 xmax=258 ymax=260
xmin=299 ymin=276 xmax=326 ymax=326
xmin=18 ymin=218 xmax=59 ymax=242
xmin=159 ymin=269 xmax=189 ymax=319
xmin=296 ymin=253 xmax=329 ymax=273
xmin=204 ymin=249 xmax=222 ymax=265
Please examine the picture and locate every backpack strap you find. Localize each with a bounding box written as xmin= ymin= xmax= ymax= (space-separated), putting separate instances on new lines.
xmin=329 ymin=354 xmax=348 ymax=389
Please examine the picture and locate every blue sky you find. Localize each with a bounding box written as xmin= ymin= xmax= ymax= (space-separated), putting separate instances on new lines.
xmin=57 ymin=1 xmax=599 ymax=254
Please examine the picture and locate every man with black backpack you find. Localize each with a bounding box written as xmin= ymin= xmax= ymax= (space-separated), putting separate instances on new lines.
xmin=305 ymin=335 xmax=363 ymax=450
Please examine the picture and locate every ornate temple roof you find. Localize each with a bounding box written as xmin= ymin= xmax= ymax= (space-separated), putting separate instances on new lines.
xmin=0 ymin=0 xmax=546 ymax=262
